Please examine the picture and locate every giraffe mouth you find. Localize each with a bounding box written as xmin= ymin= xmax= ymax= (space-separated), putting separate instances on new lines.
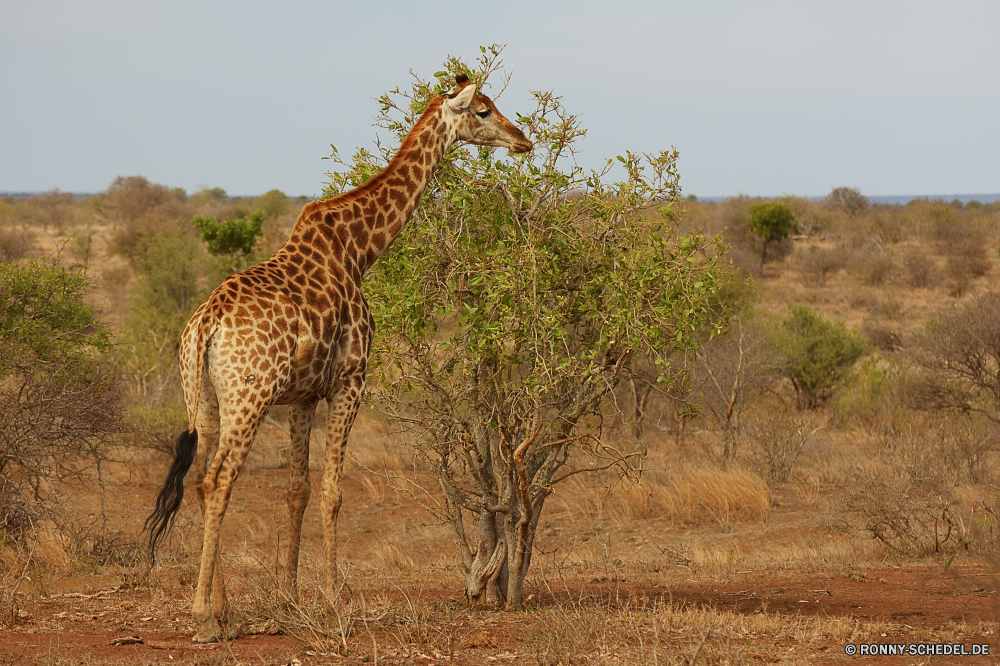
xmin=510 ymin=139 xmax=533 ymax=154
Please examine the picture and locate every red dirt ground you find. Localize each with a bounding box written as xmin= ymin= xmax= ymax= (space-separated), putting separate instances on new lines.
xmin=3 ymin=564 xmax=997 ymax=665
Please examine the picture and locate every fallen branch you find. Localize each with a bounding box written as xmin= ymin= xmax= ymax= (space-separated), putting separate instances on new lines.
xmin=47 ymin=585 xmax=123 ymax=600
xmin=109 ymin=635 xmax=143 ymax=646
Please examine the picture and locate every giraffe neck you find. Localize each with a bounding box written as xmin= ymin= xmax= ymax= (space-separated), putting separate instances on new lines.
xmin=299 ymin=97 xmax=457 ymax=277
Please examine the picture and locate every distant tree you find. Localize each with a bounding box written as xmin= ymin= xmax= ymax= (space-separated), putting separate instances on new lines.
xmin=782 ymin=305 xmax=867 ymax=409
xmin=826 ymin=187 xmax=869 ymax=218
xmin=97 ymin=176 xmax=173 ymax=225
xmin=97 ymin=177 xmax=181 ymax=263
xmin=255 ymin=189 xmax=289 ymax=219
xmin=195 ymin=186 xmax=227 ymax=200
xmin=749 ymin=201 xmax=796 ymax=269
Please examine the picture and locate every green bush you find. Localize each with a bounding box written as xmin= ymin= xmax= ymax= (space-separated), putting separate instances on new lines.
xmin=0 ymin=258 xmax=111 ymax=369
xmin=334 ymin=47 xmax=733 ymax=607
xmin=193 ymin=211 xmax=266 ymax=278
xmin=782 ymin=305 xmax=867 ymax=409
xmin=192 ymin=211 xmax=264 ymax=258
xmin=118 ymin=229 xmax=205 ymax=400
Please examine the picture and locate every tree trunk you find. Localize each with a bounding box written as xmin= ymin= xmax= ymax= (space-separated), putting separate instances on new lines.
xmin=464 ymin=508 xmax=504 ymax=603
xmin=630 ymin=377 xmax=652 ymax=439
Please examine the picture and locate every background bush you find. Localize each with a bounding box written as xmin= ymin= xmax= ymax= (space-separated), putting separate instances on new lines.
xmin=0 ymin=259 xmax=126 ymax=542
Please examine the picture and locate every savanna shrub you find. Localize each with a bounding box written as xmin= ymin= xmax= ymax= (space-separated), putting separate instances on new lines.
xmin=861 ymin=320 xmax=902 ymax=353
xmin=332 ymin=47 xmax=733 ymax=607
xmin=909 ymin=292 xmax=1000 ymax=423
xmin=782 ymin=305 xmax=867 ymax=409
xmin=844 ymin=415 xmax=1000 ymax=559
xmin=0 ymin=224 xmax=36 ymax=262
xmin=798 ymin=244 xmax=848 ymax=286
xmin=740 ymin=404 xmax=820 ymax=483
xmin=850 ymin=244 xmax=894 ymax=286
xmin=0 ymin=259 xmax=125 ymax=541
xmin=903 ymin=249 xmax=937 ymax=288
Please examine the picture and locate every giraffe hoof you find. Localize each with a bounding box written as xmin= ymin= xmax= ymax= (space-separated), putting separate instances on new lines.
xmin=192 ymin=634 xmax=219 ymax=644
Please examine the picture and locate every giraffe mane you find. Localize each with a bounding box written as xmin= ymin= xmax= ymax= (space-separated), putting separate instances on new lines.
xmin=300 ymin=95 xmax=447 ymax=219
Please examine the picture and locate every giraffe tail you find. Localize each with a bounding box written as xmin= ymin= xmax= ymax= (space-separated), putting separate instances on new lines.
xmin=143 ymin=428 xmax=198 ymax=563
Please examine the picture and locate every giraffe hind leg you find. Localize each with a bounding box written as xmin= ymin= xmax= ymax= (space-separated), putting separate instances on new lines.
xmin=192 ymin=382 xmax=260 ymax=643
xmin=190 ymin=379 xmax=236 ymax=634
xmin=283 ymin=400 xmax=318 ymax=605
xmin=320 ymin=378 xmax=364 ymax=606
xmin=193 ymin=436 xmax=257 ymax=643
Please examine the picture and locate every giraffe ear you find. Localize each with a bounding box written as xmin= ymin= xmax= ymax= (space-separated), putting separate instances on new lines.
xmin=446 ymin=83 xmax=477 ymax=112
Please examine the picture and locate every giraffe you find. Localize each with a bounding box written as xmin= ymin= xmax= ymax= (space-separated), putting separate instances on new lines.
xmin=143 ymin=75 xmax=532 ymax=644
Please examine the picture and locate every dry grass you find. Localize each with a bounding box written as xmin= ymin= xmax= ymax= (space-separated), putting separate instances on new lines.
xmin=652 ymin=469 xmax=771 ymax=527
xmin=554 ymin=467 xmax=771 ymax=531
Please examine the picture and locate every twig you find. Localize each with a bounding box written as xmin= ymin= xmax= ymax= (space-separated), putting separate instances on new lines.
xmin=265 ymin=415 xmax=290 ymax=435
xmin=5 ymin=545 xmax=35 ymax=629
xmin=687 ymin=628 xmax=711 ymax=665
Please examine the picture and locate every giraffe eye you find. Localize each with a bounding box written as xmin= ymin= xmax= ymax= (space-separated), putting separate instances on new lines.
xmin=476 ymin=109 xmax=491 ymax=119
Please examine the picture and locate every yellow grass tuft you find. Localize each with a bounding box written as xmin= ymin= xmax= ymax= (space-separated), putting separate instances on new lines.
xmin=373 ymin=541 xmax=413 ymax=574
xmin=651 ymin=468 xmax=772 ymax=527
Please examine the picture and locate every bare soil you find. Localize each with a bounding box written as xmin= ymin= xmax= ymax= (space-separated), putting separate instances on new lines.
xmin=3 ymin=564 xmax=997 ymax=664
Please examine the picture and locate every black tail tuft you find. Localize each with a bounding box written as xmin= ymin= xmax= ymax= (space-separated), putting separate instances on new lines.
xmin=143 ymin=428 xmax=198 ymax=563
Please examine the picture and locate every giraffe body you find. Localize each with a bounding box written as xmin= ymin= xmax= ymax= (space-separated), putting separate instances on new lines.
xmin=144 ymin=78 xmax=531 ymax=643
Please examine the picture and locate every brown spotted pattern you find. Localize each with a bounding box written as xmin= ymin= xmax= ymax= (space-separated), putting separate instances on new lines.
xmin=175 ymin=81 xmax=531 ymax=643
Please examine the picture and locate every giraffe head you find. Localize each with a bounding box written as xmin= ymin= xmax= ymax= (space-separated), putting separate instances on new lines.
xmin=445 ymin=75 xmax=533 ymax=154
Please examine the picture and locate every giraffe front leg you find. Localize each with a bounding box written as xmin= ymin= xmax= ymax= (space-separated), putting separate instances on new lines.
xmin=320 ymin=379 xmax=363 ymax=606
xmin=283 ymin=400 xmax=318 ymax=605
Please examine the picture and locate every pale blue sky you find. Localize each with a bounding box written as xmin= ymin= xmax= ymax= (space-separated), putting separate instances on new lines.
xmin=2 ymin=0 xmax=997 ymax=198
